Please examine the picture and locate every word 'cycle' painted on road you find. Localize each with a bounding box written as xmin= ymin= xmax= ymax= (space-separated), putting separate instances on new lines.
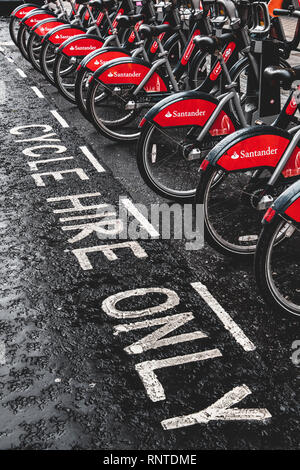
xmin=9 ymin=121 xmax=272 ymax=429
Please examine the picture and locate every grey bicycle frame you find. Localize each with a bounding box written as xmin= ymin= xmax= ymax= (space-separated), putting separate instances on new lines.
xmin=195 ymin=52 xmax=249 ymax=143
xmin=267 ymin=126 xmax=300 ymax=186
xmin=132 ymin=36 xmax=180 ymax=96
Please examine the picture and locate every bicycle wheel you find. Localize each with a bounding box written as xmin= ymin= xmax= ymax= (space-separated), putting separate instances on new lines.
xmin=137 ymin=121 xmax=207 ymax=202
xmin=17 ymin=23 xmax=31 ymax=61
xmin=53 ymin=53 xmax=80 ymax=102
xmin=39 ymin=39 xmax=57 ymax=84
xmin=75 ymin=66 xmax=108 ymax=120
xmin=196 ymin=166 xmax=289 ymax=258
xmin=136 ymin=104 xmax=236 ymax=202
xmin=86 ymin=79 xmax=143 ymax=142
xmin=9 ymin=15 xmax=22 ymax=45
xmin=27 ymin=32 xmax=44 ymax=71
xmin=255 ymin=216 xmax=300 ymax=317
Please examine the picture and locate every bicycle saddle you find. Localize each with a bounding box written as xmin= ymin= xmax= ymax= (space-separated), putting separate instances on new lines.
xmin=264 ymin=65 xmax=300 ymax=90
xmin=139 ymin=23 xmax=173 ymax=39
xmin=193 ymin=32 xmax=235 ymax=53
xmin=117 ymin=14 xmax=144 ymax=28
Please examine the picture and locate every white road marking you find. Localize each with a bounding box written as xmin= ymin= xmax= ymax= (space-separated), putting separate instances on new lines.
xmin=0 ymin=80 xmax=6 ymax=104
xmin=16 ymin=68 xmax=27 ymax=78
xmin=121 ymin=198 xmax=160 ymax=238
xmin=191 ymin=282 xmax=256 ymax=352
xmin=0 ymin=42 xmax=14 ymax=46
xmin=31 ymin=86 xmax=44 ymax=99
xmin=59 ymin=212 xmax=115 ymax=223
xmin=47 ymin=193 xmax=103 ymax=214
xmin=102 ymin=287 xmax=180 ymax=319
xmin=27 ymin=156 xmax=74 ymax=171
xmin=0 ymin=342 xmax=6 ymax=365
xmin=79 ymin=146 xmax=105 ymax=173
xmin=70 ymin=241 xmax=148 ymax=270
xmin=50 ymin=110 xmax=69 ymax=128
xmin=114 ymin=312 xmax=207 ymax=355
xmin=6 ymin=56 xmax=14 ymax=63
xmin=161 ymin=384 xmax=272 ymax=429
xmin=32 ymin=168 xmax=89 ymax=187
xmin=136 ymin=349 xmax=222 ymax=402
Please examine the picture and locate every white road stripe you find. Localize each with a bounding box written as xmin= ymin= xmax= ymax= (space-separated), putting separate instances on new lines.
xmin=121 ymin=198 xmax=160 ymax=238
xmin=0 ymin=342 xmax=6 ymax=365
xmin=79 ymin=146 xmax=105 ymax=173
xmin=50 ymin=110 xmax=69 ymax=128
xmin=16 ymin=68 xmax=27 ymax=78
xmin=0 ymin=42 xmax=14 ymax=46
xmin=191 ymin=282 xmax=256 ymax=352
xmin=0 ymin=80 xmax=6 ymax=105
xmin=31 ymin=86 xmax=44 ymax=99
xmin=6 ymin=56 xmax=14 ymax=63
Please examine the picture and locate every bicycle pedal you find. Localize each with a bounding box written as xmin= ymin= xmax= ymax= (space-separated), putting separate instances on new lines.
xmin=257 ymin=194 xmax=274 ymax=210
xmin=187 ymin=148 xmax=201 ymax=161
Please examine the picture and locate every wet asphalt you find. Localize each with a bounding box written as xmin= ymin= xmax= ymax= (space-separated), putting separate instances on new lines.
xmin=0 ymin=17 xmax=299 ymax=450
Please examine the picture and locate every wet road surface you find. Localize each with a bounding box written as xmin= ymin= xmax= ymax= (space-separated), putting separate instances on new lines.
xmin=0 ymin=18 xmax=299 ymax=450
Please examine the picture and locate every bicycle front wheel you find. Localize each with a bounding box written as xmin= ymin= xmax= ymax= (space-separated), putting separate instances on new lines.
xmin=255 ymin=216 xmax=300 ymax=318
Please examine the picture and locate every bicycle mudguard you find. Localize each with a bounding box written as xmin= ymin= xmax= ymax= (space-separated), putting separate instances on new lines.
xmin=58 ymin=34 xmax=104 ymax=57
xmin=77 ymin=47 xmax=132 ymax=73
xmin=21 ymin=10 xmax=57 ymax=29
xmin=31 ymin=18 xmax=67 ymax=38
xmin=11 ymin=4 xmax=39 ymax=19
xmin=204 ymin=126 xmax=300 ymax=177
xmin=93 ymin=57 xmax=169 ymax=93
xmin=269 ymin=180 xmax=300 ymax=223
xmin=43 ymin=25 xmax=86 ymax=46
xmin=141 ymin=90 xmax=236 ymax=135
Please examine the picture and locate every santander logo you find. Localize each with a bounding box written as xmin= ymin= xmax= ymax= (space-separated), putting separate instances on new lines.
xmin=55 ymin=34 xmax=71 ymax=40
xmin=230 ymin=146 xmax=278 ymax=159
xmin=70 ymin=45 xmax=96 ymax=51
xmin=165 ymin=109 xmax=206 ymax=118
xmin=107 ymin=71 xmax=142 ymax=78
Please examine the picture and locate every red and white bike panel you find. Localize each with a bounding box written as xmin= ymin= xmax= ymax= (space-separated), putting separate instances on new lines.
xmin=217 ymin=134 xmax=300 ymax=176
xmin=210 ymin=42 xmax=236 ymax=81
xmin=47 ymin=28 xmax=85 ymax=45
xmin=285 ymin=198 xmax=300 ymax=222
xmin=153 ymin=98 xmax=235 ymax=136
xmin=14 ymin=5 xmax=37 ymax=19
xmin=24 ymin=12 xmax=56 ymax=28
xmin=99 ymin=63 xmax=168 ymax=92
xmin=62 ymin=37 xmax=104 ymax=56
xmin=34 ymin=21 xmax=65 ymax=37
xmin=85 ymin=51 xmax=130 ymax=72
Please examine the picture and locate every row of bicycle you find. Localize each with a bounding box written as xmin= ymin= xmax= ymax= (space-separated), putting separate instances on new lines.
xmin=9 ymin=0 xmax=300 ymax=317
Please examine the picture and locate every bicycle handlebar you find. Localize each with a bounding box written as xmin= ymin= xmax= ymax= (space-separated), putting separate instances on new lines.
xmin=273 ymin=8 xmax=300 ymax=18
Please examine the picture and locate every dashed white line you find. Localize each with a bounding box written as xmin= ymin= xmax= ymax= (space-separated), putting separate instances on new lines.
xmin=191 ymin=282 xmax=256 ymax=352
xmin=121 ymin=198 xmax=160 ymax=238
xmin=0 ymin=342 xmax=6 ymax=365
xmin=16 ymin=68 xmax=27 ymax=78
xmin=0 ymin=42 xmax=14 ymax=46
xmin=6 ymin=56 xmax=14 ymax=63
xmin=31 ymin=86 xmax=44 ymax=99
xmin=79 ymin=146 xmax=105 ymax=173
xmin=50 ymin=110 xmax=69 ymax=128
